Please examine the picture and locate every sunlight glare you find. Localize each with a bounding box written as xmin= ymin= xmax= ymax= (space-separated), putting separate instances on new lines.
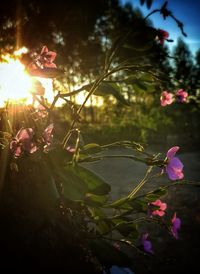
xmin=0 ymin=48 xmax=104 ymax=108
xmin=0 ymin=50 xmax=32 ymax=106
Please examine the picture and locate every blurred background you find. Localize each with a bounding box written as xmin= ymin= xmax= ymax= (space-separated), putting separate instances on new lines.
xmin=0 ymin=1 xmax=200 ymax=273
xmin=0 ymin=0 xmax=200 ymax=149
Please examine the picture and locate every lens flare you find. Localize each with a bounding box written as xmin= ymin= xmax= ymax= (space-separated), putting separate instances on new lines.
xmin=0 ymin=49 xmax=33 ymax=106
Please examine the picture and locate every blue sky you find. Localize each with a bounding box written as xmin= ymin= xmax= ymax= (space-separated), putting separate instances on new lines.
xmin=120 ymin=0 xmax=200 ymax=57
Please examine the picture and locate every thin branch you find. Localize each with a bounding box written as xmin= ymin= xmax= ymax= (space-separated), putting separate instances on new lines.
xmin=144 ymin=9 xmax=160 ymax=20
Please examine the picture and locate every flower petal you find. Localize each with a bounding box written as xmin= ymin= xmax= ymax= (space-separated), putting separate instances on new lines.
xmin=166 ymin=146 xmax=180 ymax=160
xmin=44 ymin=62 xmax=57 ymax=68
xmin=141 ymin=233 xmax=154 ymax=254
xmin=46 ymin=51 xmax=57 ymax=62
xmin=166 ymin=165 xmax=184 ymax=180
xmin=43 ymin=123 xmax=54 ymax=144
xmin=169 ymin=157 xmax=184 ymax=170
xmin=171 ymin=213 xmax=181 ymax=239
xmin=143 ymin=240 xmax=153 ymax=254
xmin=152 ymin=210 xmax=165 ymax=217
xmin=41 ymin=46 xmax=48 ymax=55
xmin=16 ymin=128 xmax=34 ymax=141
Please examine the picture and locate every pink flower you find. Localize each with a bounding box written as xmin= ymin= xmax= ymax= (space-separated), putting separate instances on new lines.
xmin=166 ymin=146 xmax=184 ymax=180
xmin=160 ymin=91 xmax=174 ymax=106
xmin=176 ymin=89 xmax=188 ymax=103
xmin=141 ymin=233 xmax=154 ymax=254
xmin=150 ymin=199 xmax=167 ymax=217
xmin=10 ymin=128 xmax=37 ymax=157
xmin=43 ymin=123 xmax=54 ymax=146
xmin=28 ymin=46 xmax=57 ymax=72
xmin=40 ymin=46 xmax=57 ymax=68
xmin=171 ymin=212 xmax=181 ymax=239
xmin=157 ymin=29 xmax=169 ymax=45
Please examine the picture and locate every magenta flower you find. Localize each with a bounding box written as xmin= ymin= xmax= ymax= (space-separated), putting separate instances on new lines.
xmin=10 ymin=128 xmax=37 ymax=157
xmin=157 ymin=29 xmax=169 ymax=45
xmin=166 ymin=146 xmax=184 ymax=180
xmin=171 ymin=212 xmax=181 ymax=239
xmin=150 ymin=199 xmax=167 ymax=217
xmin=43 ymin=123 xmax=54 ymax=146
xmin=40 ymin=46 xmax=57 ymax=68
xmin=28 ymin=46 xmax=57 ymax=73
xmin=160 ymin=91 xmax=174 ymax=106
xmin=141 ymin=233 xmax=154 ymax=254
xmin=176 ymin=89 xmax=188 ymax=103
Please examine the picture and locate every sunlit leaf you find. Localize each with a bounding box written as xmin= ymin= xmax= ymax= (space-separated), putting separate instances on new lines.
xmin=82 ymin=143 xmax=102 ymax=154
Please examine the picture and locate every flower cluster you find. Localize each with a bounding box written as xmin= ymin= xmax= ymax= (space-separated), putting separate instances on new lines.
xmin=160 ymin=89 xmax=188 ymax=106
xmin=27 ymin=46 xmax=58 ymax=78
xmin=149 ymin=199 xmax=167 ymax=217
xmin=141 ymin=145 xmax=184 ymax=254
xmin=10 ymin=124 xmax=54 ymax=157
xmin=142 ymin=211 xmax=181 ymax=254
xmin=31 ymin=46 xmax=57 ymax=70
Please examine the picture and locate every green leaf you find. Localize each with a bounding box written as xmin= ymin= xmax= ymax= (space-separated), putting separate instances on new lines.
xmin=133 ymin=79 xmax=148 ymax=91
xmin=64 ymin=165 xmax=111 ymax=198
xmin=85 ymin=193 xmax=108 ymax=207
xmin=139 ymin=73 xmax=154 ymax=83
xmin=88 ymin=207 xmax=106 ymax=221
xmin=82 ymin=143 xmax=102 ymax=154
xmin=128 ymin=199 xmax=147 ymax=212
xmin=116 ymin=222 xmax=139 ymax=239
xmin=144 ymin=188 xmax=167 ymax=202
xmin=104 ymin=197 xmax=130 ymax=209
xmin=46 ymin=145 xmax=73 ymax=167
xmin=75 ymin=165 xmax=111 ymax=195
xmin=85 ymin=82 xmax=130 ymax=106
xmin=90 ymin=239 xmax=132 ymax=267
xmin=97 ymin=219 xmax=113 ymax=234
xmin=61 ymin=167 xmax=89 ymax=200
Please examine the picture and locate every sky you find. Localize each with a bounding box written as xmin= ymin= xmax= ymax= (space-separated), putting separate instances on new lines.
xmin=120 ymin=0 xmax=200 ymax=57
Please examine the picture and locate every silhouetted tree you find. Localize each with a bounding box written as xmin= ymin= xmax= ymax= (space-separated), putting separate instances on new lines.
xmin=192 ymin=49 xmax=200 ymax=91
xmin=172 ymin=38 xmax=193 ymax=90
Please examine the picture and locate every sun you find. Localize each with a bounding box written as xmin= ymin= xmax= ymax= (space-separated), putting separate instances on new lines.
xmin=0 ymin=47 xmax=33 ymax=106
xmin=0 ymin=47 xmax=103 ymax=108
